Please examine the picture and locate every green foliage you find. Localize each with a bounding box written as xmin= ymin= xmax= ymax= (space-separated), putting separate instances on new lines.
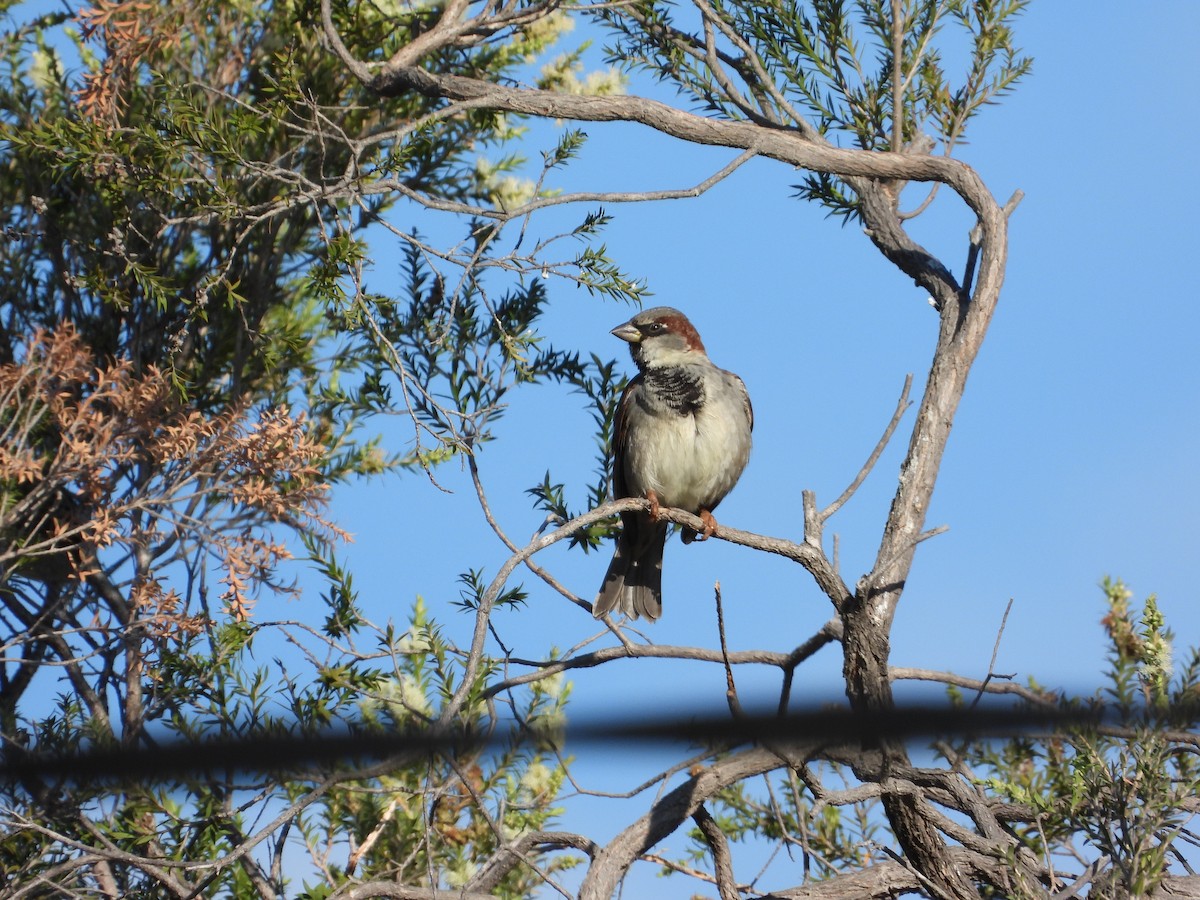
xmin=336 ymin=235 xmax=595 ymax=466
xmin=307 ymin=536 xmax=366 ymax=638
xmin=543 ymin=127 xmax=590 ymax=169
xmin=525 ymin=351 xmax=627 ymax=552
xmin=0 ymin=0 xmax=585 ymax=477
xmin=456 ymin=567 xmax=529 ymax=612
xmin=0 ymin=2 xmax=598 ymax=895
xmin=572 ymin=242 xmax=647 ymax=301
xmin=3 ymin=557 xmax=574 ymax=896
xmin=2 ymin=7 xmax=336 ymax=468
xmin=598 ymin=0 xmax=1031 ymax=219
xmin=966 ymin=580 xmax=1200 ymax=898
xmin=311 ymin=599 xmax=577 ymax=898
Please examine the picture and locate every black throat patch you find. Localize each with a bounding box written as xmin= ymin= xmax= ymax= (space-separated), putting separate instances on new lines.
xmin=643 ymin=366 xmax=704 ymax=416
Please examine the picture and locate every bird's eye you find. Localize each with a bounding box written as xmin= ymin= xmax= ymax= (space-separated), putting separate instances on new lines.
xmin=645 ymin=322 xmax=665 ymax=334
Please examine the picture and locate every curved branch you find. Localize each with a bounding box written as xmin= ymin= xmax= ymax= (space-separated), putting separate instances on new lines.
xmin=819 ymin=373 xmax=913 ymax=524
xmin=578 ymin=746 xmax=784 ymax=899
xmin=466 ymin=831 xmax=598 ymax=894
xmin=486 ymin=615 xmax=843 ymax=704
xmin=769 ymin=859 xmax=922 ymax=899
xmin=334 ymin=884 xmax=495 ymax=900
xmin=322 ymin=0 xmax=1000 ymax=305
xmin=693 ymin=804 xmax=739 ymax=900
xmin=318 ymin=0 xmax=371 ymax=82
xmin=370 ymin=147 xmax=759 ymax=223
xmin=890 ymin=666 xmax=1052 ymax=705
xmin=445 ymin=497 xmax=851 ymax=721
xmin=368 ymin=66 xmax=992 ymax=214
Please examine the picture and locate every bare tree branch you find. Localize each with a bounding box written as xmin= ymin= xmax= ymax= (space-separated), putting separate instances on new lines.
xmin=819 ymin=374 xmax=914 ymax=524
xmin=694 ymin=804 xmax=740 ymax=900
xmin=467 ymin=831 xmax=598 ymax=894
xmin=579 ymin=747 xmax=784 ymax=898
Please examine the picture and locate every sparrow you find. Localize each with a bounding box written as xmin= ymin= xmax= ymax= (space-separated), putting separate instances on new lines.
xmin=593 ymin=307 xmax=753 ymax=621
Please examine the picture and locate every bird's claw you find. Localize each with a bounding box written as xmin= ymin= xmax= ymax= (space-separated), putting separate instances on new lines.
xmin=696 ymin=509 xmax=718 ymax=540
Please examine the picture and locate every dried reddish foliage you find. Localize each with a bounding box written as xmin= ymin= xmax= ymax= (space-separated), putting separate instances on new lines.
xmin=0 ymin=324 xmax=346 ymax=624
xmin=76 ymin=1 xmax=182 ymax=121
xmin=75 ymin=0 xmax=248 ymax=121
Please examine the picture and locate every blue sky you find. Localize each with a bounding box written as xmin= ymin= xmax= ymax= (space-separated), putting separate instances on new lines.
xmin=310 ymin=2 xmax=1200 ymax=886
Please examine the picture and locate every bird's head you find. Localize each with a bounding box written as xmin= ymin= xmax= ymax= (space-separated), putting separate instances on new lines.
xmin=611 ymin=307 xmax=707 ymax=368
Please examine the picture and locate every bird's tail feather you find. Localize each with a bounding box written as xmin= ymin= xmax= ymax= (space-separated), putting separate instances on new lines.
xmin=593 ymin=523 xmax=666 ymax=621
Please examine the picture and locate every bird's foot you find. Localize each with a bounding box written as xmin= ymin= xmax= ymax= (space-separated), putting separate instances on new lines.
xmin=695 ymin=509 xmax=718 ymax=540
xmin=646 ymin=490 xmax=662 ymax=520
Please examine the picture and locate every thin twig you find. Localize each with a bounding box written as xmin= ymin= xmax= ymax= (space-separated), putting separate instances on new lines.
xmin=715 ymin=582 xmax=743 ymax=719
xmin=483 ymin=642 xmax=794 ymax=701
xmin=345 ymin=797 xmax=399 ymax=876
xmin=777 ymin=617 xmax=843 ymax=715
xmin=865 ymin=523 xmax=948 ymax=587
xmin=890 ymin=0 xmax=903 ymax=153
xmin=639 ymin=851 xmax=753 ymax=893
xmin=820 ymin=374 xmax=913 ymax=522
xmin=899 ymin=182 xmax=941 ymax=220
xmin=466 ymin=453 xmax=591 ymax=613
xmin=1050 ymin=854 xmax=1111 ymax=900
xmin=970 ymin=597 xmax=1015 ymax=710
xmin=889 ymin=666 xmax=1051 ymax=706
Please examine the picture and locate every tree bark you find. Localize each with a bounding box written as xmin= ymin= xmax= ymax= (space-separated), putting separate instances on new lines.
xmin=578 ymin=748 xmax=784 ymax=899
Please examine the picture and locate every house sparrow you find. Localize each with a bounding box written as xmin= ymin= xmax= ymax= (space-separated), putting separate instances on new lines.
xmin=593 ymin=307 xmax=753 ymax=621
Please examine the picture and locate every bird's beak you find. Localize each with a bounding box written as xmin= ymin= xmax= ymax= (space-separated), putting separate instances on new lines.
xmin=611 ymin=322 xmax=641 ymax=343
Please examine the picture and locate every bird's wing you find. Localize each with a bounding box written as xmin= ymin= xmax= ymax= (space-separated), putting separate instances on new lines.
xmin=611 ymin=373 xmax=643 ymax=500
xmin=728 ymin=370 xmax=753 ymax=432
